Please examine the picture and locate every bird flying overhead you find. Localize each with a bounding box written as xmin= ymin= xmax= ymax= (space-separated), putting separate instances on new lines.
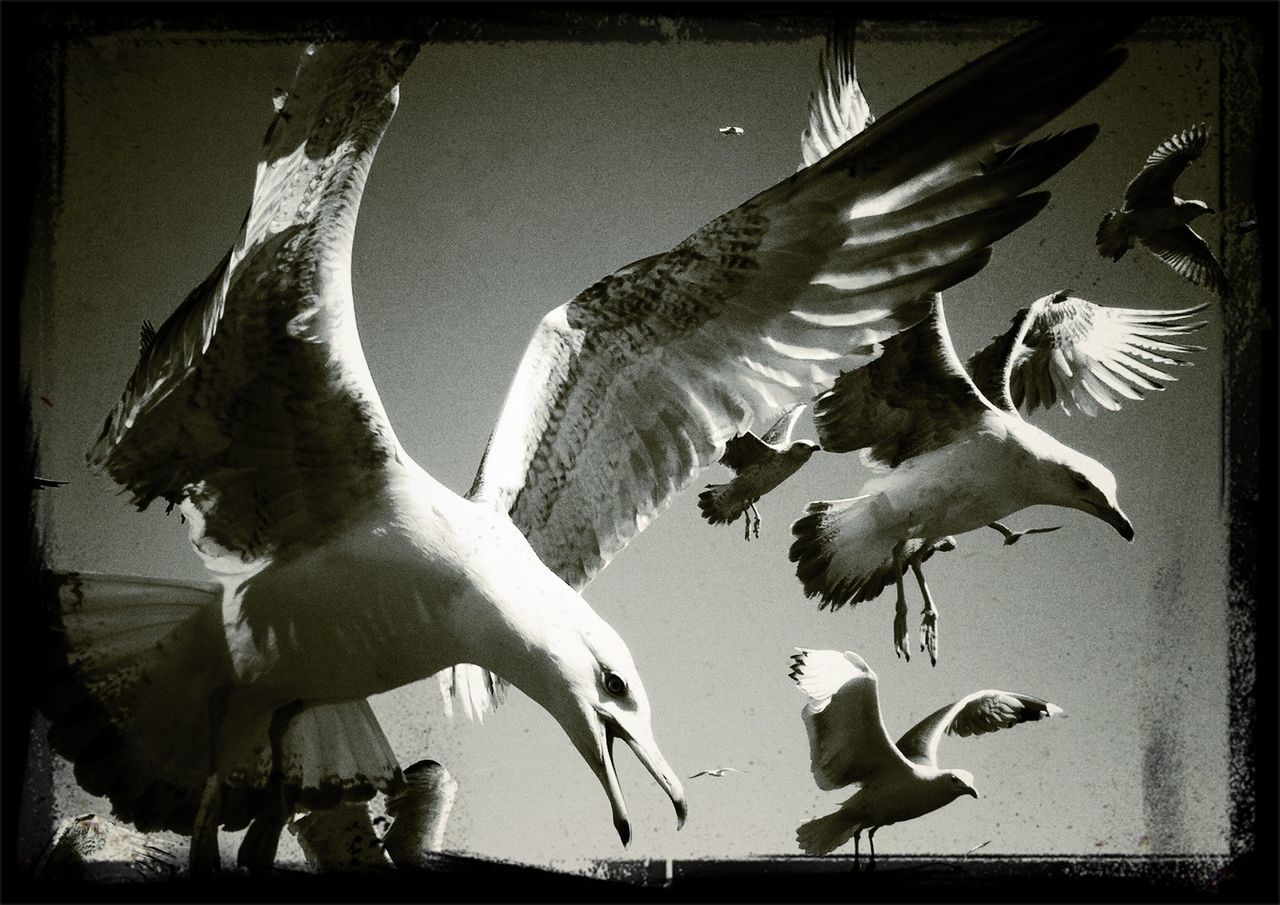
xmin=790 ymin=649 xmax=1062 ymax=862
xmin=1096 ymin=123 xmax=1227 ymax=292
xmin=41 ymin=19 xmax=1133 ymax=870
xmin=718 ymin=125 xmax=744 ymax=136
xmin=699 ymin=405 xmax=819 ymax=540
xmin=689 ymin=767 xmax=748 ymax=779
xmin=791 ymin=292 xmax=1206 ymax=663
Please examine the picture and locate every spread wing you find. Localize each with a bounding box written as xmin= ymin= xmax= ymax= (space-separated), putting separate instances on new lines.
xmin=798 ymin=21 xmax=874 ymax=170
xmin=813 ymin=297 xmax=995 ymax=468
xmin=1141 ymin=225 xmax=1229 ymax=293
xmin=87 ymin=43 xmax=420 ymax=570
xmin=895 ymin=689 xmax=1064 ymax=768
xmin=468 ymin=22 xmax=1131 ymax=589
xmin=966 ymin=290 xmax=1208 ymax=417
xmin=1123 ymin=123 xmax=1211 ymax=208
xmin=789 ymin=649 xmax=914 ymax=790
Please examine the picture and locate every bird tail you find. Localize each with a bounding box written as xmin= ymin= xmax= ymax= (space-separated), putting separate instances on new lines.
xmin=789 ymin=495 xmax=898 ymax=610
xmin=1095 ymin=209 xmax=1130 ymax=260
xmin=40 ymin=572 xmax=231 ymax=833
xmin=40 ymin=572 xmax=403 ymax=834
xmin=796 ymin=808 xmax=863 ymax=856
xmin=697 ymin=482 xmax=748 ymax=526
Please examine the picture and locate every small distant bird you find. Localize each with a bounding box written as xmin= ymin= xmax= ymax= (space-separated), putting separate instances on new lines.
xmin=689 ymin=767 xmax=748 ymax=779
xmin=1096 ymin=123 xmax=1227 ymax=292
xmin=791 ymin=292 xmax=1206 ymax=664
xmin=790 ymin=649 xmax=1062 ymax=864
xmin=33 ymin=476 xmax=68 ymax=490
xmin=718 ymin=125 xmax=744 ymax=136
xmin=988 ymin=521 xmax=1061 ymax=546
xmin=699 ymin=405 xmax=819 ymax=540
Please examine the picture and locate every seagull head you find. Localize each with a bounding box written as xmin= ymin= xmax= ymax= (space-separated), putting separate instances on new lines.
xmin=517 ymin=605 xmax=687 ymax=847
xmin=787 ymin=440 xmax=822 ymax=461
xmin=1027 ymin=437 xmax=1134 ymax=541
xmin=944 ymin=769 xmax=979 ymax=800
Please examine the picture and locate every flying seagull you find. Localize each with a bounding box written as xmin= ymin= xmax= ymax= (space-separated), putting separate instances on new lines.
xmin=699 ymin=405 xmax=819 ymax=540
xmin=790 ymin=649 xmax=1062 ymax=863
xmin=718 ymin=125 xmax=744 ymax=136
xmin=791 ymin=291 xmax=1207 ymax=664
xmin=41 ymin=20 xmax=1131 ymax=870
xmin=1096 ymin=123 xmax=1227 ymax=293
xmin=689 ymin=767 xmax=748 ymax=779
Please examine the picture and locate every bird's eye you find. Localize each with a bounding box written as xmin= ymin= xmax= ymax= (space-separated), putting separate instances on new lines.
xmin=602 ymin=670 xmax=628 ymax=697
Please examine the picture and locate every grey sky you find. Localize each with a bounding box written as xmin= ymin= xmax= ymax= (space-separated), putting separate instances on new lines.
xmin=23 ymin=16 xmax=1236 ymax=869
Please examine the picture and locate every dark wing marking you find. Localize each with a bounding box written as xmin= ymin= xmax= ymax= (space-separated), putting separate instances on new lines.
xmin=895 ymin=689 xmax=1063 ymax=767
xmin=814 ymin=297 xmax=993 ymax=467
xmin=87 ymin=43 xmax=420 ymax=568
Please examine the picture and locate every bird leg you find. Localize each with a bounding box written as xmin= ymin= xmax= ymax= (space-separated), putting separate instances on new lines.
xmin=190 ymin=685 xmax=232 ymax=874
xmin=744 ymin=502 xmax=761 ymax=541
xmin=868 ymin=827 xmax=878 ymax=870
xmin=237 ymin=700 xmax=307 ymax=873
xmin=911 ymin=556 xmax=940 ymax=667
xmin=892 ymin=541 xmax=910 ymax=661
xmin=853 ymin=830 xmax=861 ymax=868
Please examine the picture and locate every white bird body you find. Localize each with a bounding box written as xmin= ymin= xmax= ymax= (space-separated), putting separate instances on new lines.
xmin=790 ymin=649 xmax=1061 ymax=859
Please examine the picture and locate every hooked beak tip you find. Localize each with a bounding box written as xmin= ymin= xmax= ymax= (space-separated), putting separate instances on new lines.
xmin=969 ymin=788 xmax=980 ymax=799
xmin=674 ymin=796 xmax=688 ymax=830
xmin=615 ymin=816 xmax=632 ymax=847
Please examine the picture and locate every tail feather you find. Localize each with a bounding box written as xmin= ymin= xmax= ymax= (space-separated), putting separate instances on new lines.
xmin=789 ymin=495 xmax=900 ymax=609
xmin=41 ymin=572 xmax=229 ymax=833
xmin=1095 ymin=209 xmax=1131 ymax=260
xmin=697 ymin=481 xmax=750 ymax=526
xmin=438 ymin=663 xmax=508 ymax=722
xmin=42 ymin=572 xmax=404 ymax=835
xmin=796 ymin=808 xmax=862 ymax=856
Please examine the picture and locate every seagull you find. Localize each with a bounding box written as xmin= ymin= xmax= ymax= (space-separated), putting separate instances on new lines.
xmin=40 ymin=20 xmax=1132 ymax=870
xmin=698 ymin=405 xmax=819 ymax=540
xmin=33 ymin=476 xmax=68 ymax=490
xmin=689 ymin=767 xmax=748 ymax=779
xmin=790 ymin=649 xmax=1063 ymax=864
xmin=1096 ymin=123 xmax=1227 ymax=292
xmin=791 ymin=291 xmax=1207 ymax=664
xmin=718 ymin=125 xmax=744 ymax=136
xmin=988 ymin=521 xmax=1061 ymax=545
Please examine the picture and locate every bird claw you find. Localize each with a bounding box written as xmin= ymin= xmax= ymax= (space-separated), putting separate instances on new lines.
xmin=920 ymin=611 xmax=938 ymax=667
xmin=894 ymin=609 xmax=911 ymax=662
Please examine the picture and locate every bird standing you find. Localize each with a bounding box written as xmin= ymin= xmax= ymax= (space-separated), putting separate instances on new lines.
xmin=1095 ymin=123 xmax=1227 ymax=292
xmin=790 ymin=649 xmax=1062 ymax=863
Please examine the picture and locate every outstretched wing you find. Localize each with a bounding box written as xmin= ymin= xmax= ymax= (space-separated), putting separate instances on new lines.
xmin=813 ymin=297 xmax=994 ymax=468
xmin=469 ymin=22 xmax=1130 ymax=589
xmin=1142 ymin=225 xmax=1229 ymax=294
xmin=719 ymin=404 xmax=807 ymax=474
xmin=87 ymin=43 xmax=420 ymax=569
xmin=798 ymin=20 xmax=874 ymax=169
xmin=790 ymin=649 xmax=913 ymax=790
xmin=966 ymin=290 xmax=1208 ymax=417
xmin=895 ymin=689 xmax=1063 ymax=768
xmin=1123 ymin=123 xmax=1211 ymax=208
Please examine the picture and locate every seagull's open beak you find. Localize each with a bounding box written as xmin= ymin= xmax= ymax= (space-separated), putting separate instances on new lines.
xmin=597 ymin=710 xmax=687 ymax=846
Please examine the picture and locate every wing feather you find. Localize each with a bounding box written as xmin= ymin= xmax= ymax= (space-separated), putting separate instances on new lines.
xmin=1142 ymin=225 xmax=1229 ymax=293
xmin=790 ymin=649 xmax=914 ymax=789
xmin=1122 ymin=123 xmax=1211 ymax=208
xmin=798 ymin=21 xmax=875 ymax=170
xmin=967 ymin=290 xmax=1208 ymax=417
xmin=86 ymin=43 xmax=421 ymax=566
xmin=812 ymin=297 xmax=993 ymax=467
xmin=468 ymin=21 xmax=1128 ymax=590
xmin=895 ymin=690 xmax=1064 ymax=767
